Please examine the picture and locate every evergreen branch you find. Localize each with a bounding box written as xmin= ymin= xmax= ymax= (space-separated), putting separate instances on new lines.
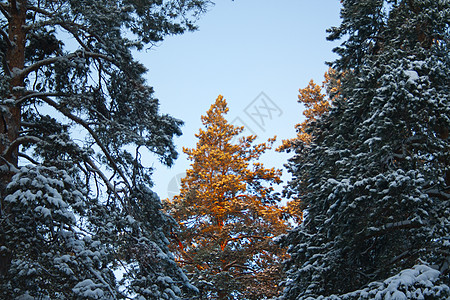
xmin=424 ymin=188 xmax=450 ymax=201
xmin=363 ymin=220 xmax=424 ymax=239
xmin=15 ymin=51 xmax=113 ymax=79
xmin=84 ymin=156 xmax=126 ymax=208
xmin=34 ymin=94 xmax=132 ymax=191
xmin=2 ymin=135 xmax=42 ymax=159
xmin=16 ymin=92 xmax=64 ymax=105
xmin=88 ymin=266 xmax=116 ymax=299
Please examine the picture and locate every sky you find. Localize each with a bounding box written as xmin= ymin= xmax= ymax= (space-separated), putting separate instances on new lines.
xmin=134 ymin=1 xmax=343 ymax=200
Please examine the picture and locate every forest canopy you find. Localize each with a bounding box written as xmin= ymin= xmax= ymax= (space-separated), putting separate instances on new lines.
xmin=0 ymin=1 xmax=449 ymax=299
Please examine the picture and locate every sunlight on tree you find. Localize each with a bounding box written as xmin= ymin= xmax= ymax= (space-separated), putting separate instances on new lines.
xmin=165 ymin=95 xmax=289 ymax=299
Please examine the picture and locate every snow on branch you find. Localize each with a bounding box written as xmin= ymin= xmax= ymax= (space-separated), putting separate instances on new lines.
xmin=320 ymin=264 xmax=449 ymax=300
xmin=425 ymin=188 xmax=450 ymax=201
xmin=84 ymin=156 xmax=125 ymax=208
xmin=34 ymin=94 xmax=131 ymax=191
xmin=363 ymin=220 xmax=423 ymax=239
xmin=2 ymin=136 xmax=42 ymax=159
xmin=15 ymin=51 xmax=113 ymax=79
xmin=17 ymin=92 xmax=65 ymax=105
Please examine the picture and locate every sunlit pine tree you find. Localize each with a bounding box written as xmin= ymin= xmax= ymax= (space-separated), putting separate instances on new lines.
xmin=166 ymin=95 xmax=289 ymax=299
xmin=278 ymin=68 xmax=341 ymax=152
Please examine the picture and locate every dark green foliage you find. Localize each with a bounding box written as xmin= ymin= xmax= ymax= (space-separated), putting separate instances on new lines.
xmin=281 ymin=1 xmax=450 ymax=299
xmin=0 ymin=0 xmax=211 ymax=299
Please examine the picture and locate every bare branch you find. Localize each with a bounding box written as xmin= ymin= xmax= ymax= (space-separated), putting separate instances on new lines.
xmin=387 ymin=250 xmax=411 ymax=266
xmin=18 ymin=152 xmax=40 ymax=165
xmin=425 ymin=188 xmax=450 ymax=201
xmin=24 ymin=3 xmax=52 ymax=17
xmin=0 ymin=3 xmax=10 ymax=20
xmin=0 ymin=27 xmax=11 ymax=48
xmin=88 ymin=266 xmax=116 ymax=299
xmin=25 ymin=5 xmax=106 ymax=46
xmin=18 ymin=92 xmax=129 ymax=205
xmin=223 ymin=260 xmax=238 ymax=271
xmin=227 ymin=235 xmax=270 ymax=243
xmin=59 ymin=23 xmax=91 ymax=51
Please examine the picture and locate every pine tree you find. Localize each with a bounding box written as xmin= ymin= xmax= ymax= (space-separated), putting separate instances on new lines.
xmin=278 ymin=68 xmax=340 ymax=152
xmin=166 ymin=95 xmax=289 ymax=299
xmin=0 ymin=1 xmax=210 ymax=299
xmin=277 ymin=70 xmax=340 ymax=223
xmin=280 ymin=1 xmax=450 ymax=299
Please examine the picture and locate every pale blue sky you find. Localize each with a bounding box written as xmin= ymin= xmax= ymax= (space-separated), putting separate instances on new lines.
xmin=134 ymin=1 xmax=343 ymax=200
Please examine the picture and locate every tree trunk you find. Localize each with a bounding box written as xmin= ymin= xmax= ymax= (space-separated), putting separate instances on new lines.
xmin=0 ymin=0 xmax=26 ymax=277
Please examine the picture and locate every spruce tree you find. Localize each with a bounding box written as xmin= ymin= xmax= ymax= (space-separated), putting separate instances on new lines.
xmin=166 ymin=95 xmax=289 ymax=299
xmin=0 ymin=1 xmax=210 ymax=299
xmin=280 ymin=1 xmax=450 ymax=299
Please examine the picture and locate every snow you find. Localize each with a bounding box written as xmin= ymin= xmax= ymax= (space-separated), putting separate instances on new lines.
xmin=72 ymin=279 xmax=105 ymax=299
xmin=404 ymin=70 xmax=419 ymax=84
xmin=320 ymin=264 xmax=449 ymax=300
xmin=15 ymin=293 xmax=35 ymax=300
xmin=35 ymin=206 xmax=51 ymax=218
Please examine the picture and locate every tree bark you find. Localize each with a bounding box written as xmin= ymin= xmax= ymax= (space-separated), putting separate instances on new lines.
xmin=0 ymin=0 xmax=26 ymax=277
xmin=1 ymin=0 xmax=25 ymax=169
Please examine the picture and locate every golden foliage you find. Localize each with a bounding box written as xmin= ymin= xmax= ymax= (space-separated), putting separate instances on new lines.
xmin=277 ymin=68 xmax=341 ymax=152
xmin=165 ymin=95 xmax=289 ymax=299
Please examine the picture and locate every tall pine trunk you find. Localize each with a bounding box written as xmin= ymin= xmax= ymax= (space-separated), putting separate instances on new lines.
xmin=0 ymin=0 xmax=26 ymax=276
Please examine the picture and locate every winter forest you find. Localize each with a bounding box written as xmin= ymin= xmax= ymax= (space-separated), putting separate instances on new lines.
xmin=0 ymin=0 xmax=448 ymax=299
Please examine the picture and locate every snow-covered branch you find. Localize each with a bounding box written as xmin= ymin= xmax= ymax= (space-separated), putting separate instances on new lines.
xmin=88 ymin=266 xmax=116 ymax=299
xmin=2 ymin=135 xmax=42 ymax=159
xmin=17 ymin=92 xmax=65 ymax=105
xmin=364 ymin=220 xmax=423 ymax=239
xmin=425 ymin=188 xmax=450 ymax=201
xmin=84 ymin=156 xmax=125 ymax=207
xmin=15 ymin=51 xmax=112 ymax=79
xmin=34 ymin=94 xmax=131 ymax=191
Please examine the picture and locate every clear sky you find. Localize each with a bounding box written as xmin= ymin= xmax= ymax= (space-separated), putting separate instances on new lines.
xmin=134 ymin=1 xmax=343 ymax=200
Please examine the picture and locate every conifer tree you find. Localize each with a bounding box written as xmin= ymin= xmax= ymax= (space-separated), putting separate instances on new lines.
xmin=278 ymin=68 xmax=340 ymax=152
xmin=277 ymin=69 xmax=340 ymax=223
xmin=166 ymin=95 xmax=289 ymax=299
xmin=0 ymin=1 xmax=210 ymax=299
xmin=280 ymin=1 xmax=450 ymax=299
